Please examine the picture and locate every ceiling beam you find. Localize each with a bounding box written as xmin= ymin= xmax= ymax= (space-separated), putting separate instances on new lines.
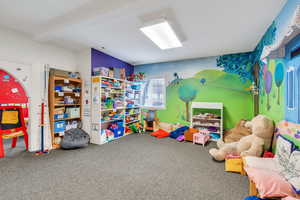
xmin=33 ymin=0 xmax=143 ymax=41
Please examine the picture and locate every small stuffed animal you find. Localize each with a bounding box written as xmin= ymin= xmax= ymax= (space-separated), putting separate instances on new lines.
xmin=209 ymin=115 xmax=274 ymax=161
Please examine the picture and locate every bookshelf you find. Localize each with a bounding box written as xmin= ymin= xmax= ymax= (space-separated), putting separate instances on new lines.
xmin=90 ymin=76 xmax=142 ymax=145
xmin=49 ymin=74 xmax=82 ymax=149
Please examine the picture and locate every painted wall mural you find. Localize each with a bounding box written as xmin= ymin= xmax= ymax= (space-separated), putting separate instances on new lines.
xmin=258 ymin=0 xmax=300 ymax=124
xmin=135 ymin=57 xmax=253 ymax=129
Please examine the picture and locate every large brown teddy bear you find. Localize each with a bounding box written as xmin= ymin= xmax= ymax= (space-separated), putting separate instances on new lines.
xmin=209 ymin=115 xmax=274 ymax=161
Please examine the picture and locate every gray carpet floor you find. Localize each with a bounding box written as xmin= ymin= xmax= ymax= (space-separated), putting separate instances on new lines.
xmin=0 ymin=133 xmax=248 ymax=200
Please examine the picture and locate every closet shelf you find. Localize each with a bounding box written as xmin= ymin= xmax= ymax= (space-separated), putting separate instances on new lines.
xmin=54 ymin=117 xmax=81 ymax=122
xmin=55 ymin=104 xmax=81 ymax=107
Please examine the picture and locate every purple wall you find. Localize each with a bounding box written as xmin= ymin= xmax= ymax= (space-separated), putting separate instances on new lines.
xmin=91 ymin=48 xmax=134 ymax=76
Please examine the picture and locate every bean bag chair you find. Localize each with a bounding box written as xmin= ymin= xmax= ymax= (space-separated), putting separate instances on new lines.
xmin=61 ymin=128 xmax=90 ymax=150
xmin=169 ymin=126 xmax=189 ymax=139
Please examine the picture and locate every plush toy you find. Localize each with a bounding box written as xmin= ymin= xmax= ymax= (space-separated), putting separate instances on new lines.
xmin=223 ymin=120 xmax=252 ymax=143
xmin=209 ymin=115 xmax=274 ymax=161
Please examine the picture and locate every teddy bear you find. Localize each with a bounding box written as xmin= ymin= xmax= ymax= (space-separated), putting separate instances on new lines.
xmin=209 ymin=115 xmax=274 ymax=161
xmin=223 ymin=119 xmax=252 ymax=143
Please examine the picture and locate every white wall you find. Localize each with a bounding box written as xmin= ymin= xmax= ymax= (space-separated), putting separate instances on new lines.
xmin=0 ymin=27 xmax=77 ymax=152
xmin=76 ymin=49 xmax=92 ymax=134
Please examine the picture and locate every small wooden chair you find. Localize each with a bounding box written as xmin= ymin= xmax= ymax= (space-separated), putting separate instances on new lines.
xmin=0 ymin=106 xmax=29 ymax=158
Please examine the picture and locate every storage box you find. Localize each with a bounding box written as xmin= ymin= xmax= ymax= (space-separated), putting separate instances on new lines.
xmin=54 ymin=121 xmax=65 ymax=133
xmin=66 ymin=107 xmax=80 ymax=118
xmin=111 ymin=127 xmax=124 ymax=138
xmin=55 ymin=86 xmax=62 ymax=92
xmin=93 ymin=67 xmax=109 ymax=76
xmin=225 ymin=156 xmax=243 ymax=173
xmin=54 ymin=113 xmax=68 ymax=120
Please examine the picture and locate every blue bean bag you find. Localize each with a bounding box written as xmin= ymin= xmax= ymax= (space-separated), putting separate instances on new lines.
xmin=169 ymin=126 xmax=189 ymax=139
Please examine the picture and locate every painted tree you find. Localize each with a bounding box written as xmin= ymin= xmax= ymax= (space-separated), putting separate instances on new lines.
xmin=200 ymin=78 xmax=206 ymax=85
xmin=170 ymin=72 xmax=182 ymax=86
xmin=178 ymin=83 xmax=197 ymax=121
xmin=265 ymin=71 xmax=273 ymax=110
xmin=274 ymin=62 xmax=284 ymax=105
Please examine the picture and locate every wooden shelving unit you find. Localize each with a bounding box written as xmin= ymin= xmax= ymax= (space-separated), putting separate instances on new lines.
xmin=49 ymin=74 xmax=82 ymax=148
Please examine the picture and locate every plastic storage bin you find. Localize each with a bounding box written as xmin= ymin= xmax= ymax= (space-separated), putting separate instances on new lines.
xmin=110 ymin=127 xmax=124 ymax=138
xmin=54 ymin=121 xmax=66 ymax=133
xmin=54 ymin=113 xmax=68 ymax=120
xmin=66 ymin=107 xmax=80 ymax=118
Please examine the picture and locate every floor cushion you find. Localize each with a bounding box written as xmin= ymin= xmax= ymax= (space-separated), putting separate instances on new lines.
xmin=156 ymin=129 xmax=170 ymax=138
xmin=150 ymin=129 xmax=163 ymax=137
xmin=169 ymin=126 xmax=189 ymax=139
xmin=245 ymin=167 xmax=295 ymax=198
xmin=282 ymin=149 xmax=300 ymax=194
xmin=176 ymin=135 xmax=185 ymax=142
xmin=184 ymin=128 xmax=198 ymax=142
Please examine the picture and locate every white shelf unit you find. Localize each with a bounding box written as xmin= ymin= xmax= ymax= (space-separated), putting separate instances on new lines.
xmin=190 ymin=102 xmax=223 ymax=142
xmin=91 ymin=76 xmax=126 ymax=145
xmin=124 ymin=81 xmax=143 ymax=134
xmin=90 ymin=76 xmax=142 ymax=145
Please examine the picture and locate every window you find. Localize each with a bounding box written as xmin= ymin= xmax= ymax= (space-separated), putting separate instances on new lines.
xmin=140 ymin=79 xmax=166 ymax=110
xmin=287 ymin=67 xmax=295 ymax=109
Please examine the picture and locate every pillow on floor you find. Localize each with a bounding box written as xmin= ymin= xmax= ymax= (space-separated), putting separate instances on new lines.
xmin=282 ymin=150 xmax=300 ymax=194
xmin=156 ymin=129 xmax=170 ymax=138
xmin=275 ymin=135 xmax=294 ymax=172
xmin=169 ymin=126 xmax=189 ymax=139
xmin=245 ymin=167 xmax=295 ymax=198
xmin=243 ymin=156 xmax=279 ymax=172
xmin=150 ymin=129 xmax=169 ymax=138
xmin=150 ymin=129 xmax=163 ymax=137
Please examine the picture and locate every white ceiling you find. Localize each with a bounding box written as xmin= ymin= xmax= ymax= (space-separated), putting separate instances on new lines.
xmin=0 ymin=0 xmax=287 ymax=65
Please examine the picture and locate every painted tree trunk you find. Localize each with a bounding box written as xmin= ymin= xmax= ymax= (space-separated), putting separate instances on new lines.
xmin=277 ymin=87 xmax=280 ymax=105
xmin=267 ymin=95 xmax=270 ymax=110
xmin=186 ymin=102 xmax=190 ymax=121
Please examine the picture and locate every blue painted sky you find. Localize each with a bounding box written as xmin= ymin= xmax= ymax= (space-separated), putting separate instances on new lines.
xmin=274 ymin=0 xmax=299 ymax=42
xmin=135 ymin=57 xmax=218 ymax=85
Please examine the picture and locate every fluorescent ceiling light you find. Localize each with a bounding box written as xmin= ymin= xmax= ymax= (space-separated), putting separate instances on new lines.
xmin=140 ymin=20 xmax=182 ymax=50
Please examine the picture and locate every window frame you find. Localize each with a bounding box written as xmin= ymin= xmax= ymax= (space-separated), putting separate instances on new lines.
xmin=286 ymin=66 xmax=295 ymax=110
xmin=140 ymin=78 xmax=166 ymax=110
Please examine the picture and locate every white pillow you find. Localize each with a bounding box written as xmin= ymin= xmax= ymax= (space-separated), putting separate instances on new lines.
xmin=244 ymin=156 xmax=279 ymax=172
xmin=282 ymin=150 xmax=300 ymax=194
xmin=274 ymin=135 xmax=294 ymax=172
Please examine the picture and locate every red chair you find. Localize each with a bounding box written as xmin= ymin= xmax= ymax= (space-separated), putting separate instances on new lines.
xmin=0 ymin=106 xmax=29 ymax=158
